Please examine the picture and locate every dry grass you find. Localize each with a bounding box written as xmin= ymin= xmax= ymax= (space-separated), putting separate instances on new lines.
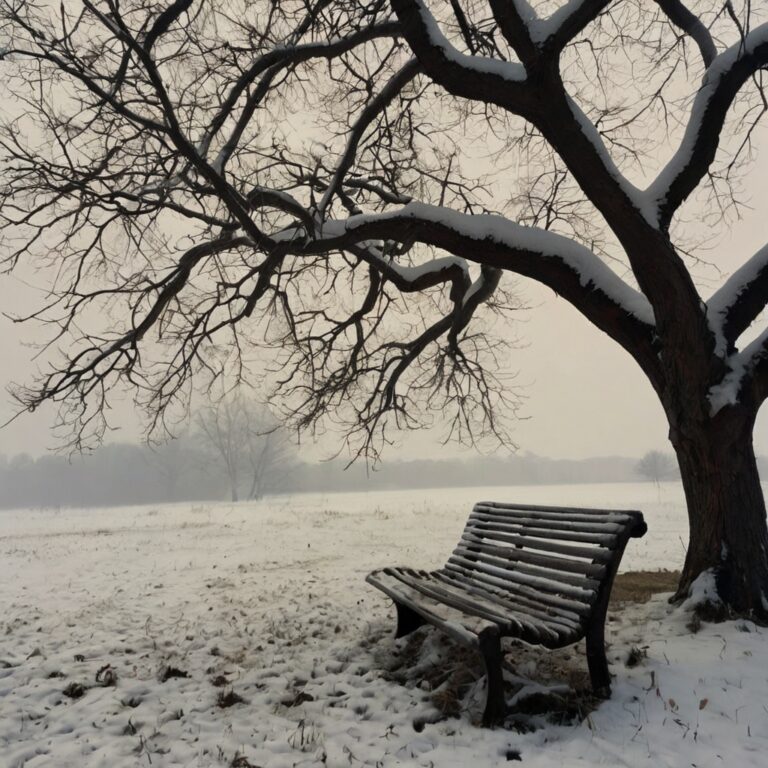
xmin=610 ymin=570 xmax=680 ymax=606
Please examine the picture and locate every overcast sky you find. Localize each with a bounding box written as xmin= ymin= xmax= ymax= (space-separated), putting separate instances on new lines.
xmin=1 ymin=66 xmax=767 ymax=464
xmin=2 ymin=145 xmax=767 ymax=464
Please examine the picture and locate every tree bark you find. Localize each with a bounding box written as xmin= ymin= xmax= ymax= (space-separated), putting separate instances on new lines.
xmin=669 ymin=408 xmax=768 ymax=620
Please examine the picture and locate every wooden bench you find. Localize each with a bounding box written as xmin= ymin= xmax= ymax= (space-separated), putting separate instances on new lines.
xmin=366 ymin=501 xmax=647 ymax=725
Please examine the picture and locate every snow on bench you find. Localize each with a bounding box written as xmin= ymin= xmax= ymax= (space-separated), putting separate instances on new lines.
xmin=366 ymin=501 xmax=647 ymax=726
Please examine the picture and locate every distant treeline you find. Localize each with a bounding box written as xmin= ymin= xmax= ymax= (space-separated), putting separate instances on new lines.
xmin=292 ymin=454 xmax=647 ymax=492
xmin=0 ymin=442 xmax=229 ymax=509
xmin=0 ymin=442 xmax=741 ymax=510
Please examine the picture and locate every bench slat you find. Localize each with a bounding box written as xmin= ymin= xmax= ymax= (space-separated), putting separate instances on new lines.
xmin=381 ymin=567 xmax=575 ymax=646
xmin=476 ymin=502 xmax=641 ymax=519
xmin=366 ymin=570 xmax=490 ymax=645
xmin=441 ymin=563 xmax=588 ymax=623
xmin=448 ymin=550 xmax=596 ymax=603
xmin=382 ymin=568 xmax=556 ymax=644
xmin=458 ymin=531 xmax=607 ymax=577
xmin=445 ymin=557 xmax=594 ymax=616
xmin=468 ymin=514 xmax=618 ymax=546
xmin=473 ymin=505 xmax=626 ymax=532
xmin=433 ymin=570 xmax=582 ymax=634
xmin=453 ymin=540 xmax=601 ymax=590
xmin=460 ymin=526 xmax=614 ymax=562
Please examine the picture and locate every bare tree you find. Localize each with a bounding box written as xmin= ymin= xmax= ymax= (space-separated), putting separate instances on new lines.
xmin=195 ymin=395 xmax=293 ymax=502
xmin=636 ymin=450 xmax=679 ymax=488
xmin=2 ymin=1 xmax=768 ymax=616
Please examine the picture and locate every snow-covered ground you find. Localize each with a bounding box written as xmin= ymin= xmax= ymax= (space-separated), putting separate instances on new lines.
xmin=1 ymin=483 xmax=766 ymax=767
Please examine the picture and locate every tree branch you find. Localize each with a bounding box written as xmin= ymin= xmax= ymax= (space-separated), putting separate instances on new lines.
xmin=654 ymin=0 xmax=717 ymax=68
xmin=707 ymin=242 xmax=768 ymax=355
xmin=318 ymin=58 xmax=422 ymax=215
xmin=292 ymin=202 xmax=661 ymax=384
xmin=537 ymin=0 xmax=613 ymax=57
xmin=647 ymin=23 xmax=768 ymax=230
xmin=390 ymin=0 xmax=533 ymax=117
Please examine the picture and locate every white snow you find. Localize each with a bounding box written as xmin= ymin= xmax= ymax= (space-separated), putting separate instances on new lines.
xmin=645 ymin=22 xmax=768 ymax=223
xmin=412 ymin=0 xmax=526 ymax=81
xmin=528 ymin=0 xmax=592 ymax=44
xmin=707 ymin=242 xmax=768 ymax=356
xmin=564 ymin=95 xmax=662 ymax=227
xmin=682 ymin=569 xmax=721 ymax=610
xmin=2 ymin=482 xmax=768 ymax=767
xmin=708 ymin=326 xmax=768 ymax=414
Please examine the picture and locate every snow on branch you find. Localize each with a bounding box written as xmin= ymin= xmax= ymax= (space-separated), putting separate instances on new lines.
xmin=653 ymin=0 xmax=717 ymax=67
xmin=533 ymin=0 xmax=613 ymax=51
xmin=391 ymin=0 xmax=530 ymax=114
xmin=708 ymin=326 xmax=768 ymax=415
xmin=563 ymin=96 xmax=657 ymax=226
xmin=300 ymin=202 xmax=655 ymax=330
xmin=707 ymin=243 xmax=768 ymax=356
xmin=645 ymin=22 xmax=768 ymax=229
xmin=403 ymin=0 xmax=525 ymax=80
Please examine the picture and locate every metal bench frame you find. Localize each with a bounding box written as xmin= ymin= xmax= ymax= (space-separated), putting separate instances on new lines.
xmin=367 ymin=502 xmax=647 ymax=725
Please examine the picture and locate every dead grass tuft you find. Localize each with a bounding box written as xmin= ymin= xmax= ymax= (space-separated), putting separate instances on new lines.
xmin=160 ymin=665 xmax=189 ymax=682
xmin=216 ymin=689 xmax=247 ymax=708
xmin=283 ymin=690 xmax=315 ymax=707
xmin=63 ymin=682 xmax=86 ymax=699
xmin=231 ymin=754 xmax=259 ymax=768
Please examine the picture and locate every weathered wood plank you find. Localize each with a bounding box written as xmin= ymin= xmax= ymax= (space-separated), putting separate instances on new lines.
xmin=382 ymin=567 xmax=575 ymax=646
xmin=476 ymin=502 xmax=641 ymax=519
xmin=382 ymin=568 xmax=551 ymax=642
xmin=468 ymin=515 xmax=618 ymax=546
xmin=440 ymin=565 xmax=589 ymax=628
xmin=445 ymin=557 xmax=594 ymax=616
xmin=458 ymin=532 xmax=607 ymax=577
xmin=448 ymin=551 xmax=596 ymax=603
xmin=454 ymin=537 xmax=602 ymax=589
xmin=452 ymin=546 xmax=597 ymax=596
xmin=473 ymin=506 xmax=626 ymax=532
xmin=459 ymin=527 xmax=614 ymax=562
xmin=433 ymin=570 xmax=582 ymax=635
xmin=366 ymin=570 xmax=487 ymax=645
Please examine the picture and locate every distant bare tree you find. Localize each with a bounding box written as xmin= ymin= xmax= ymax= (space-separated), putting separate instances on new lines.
xmin=195 ymin=395 xmax=293 ymax=502
xmin=2 ymin=1 xmax=768 ymax=616
xmin=636 ymin=451 xmax=679 ymax=488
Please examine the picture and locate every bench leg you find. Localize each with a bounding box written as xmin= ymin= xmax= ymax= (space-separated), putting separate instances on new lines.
xmin=478 ymin=629 xmax=506 ymax=727
xmin=585 ymin=620 xmax=611 ymax=698
xmin=394 ymin=601 xmax=426 ymax=638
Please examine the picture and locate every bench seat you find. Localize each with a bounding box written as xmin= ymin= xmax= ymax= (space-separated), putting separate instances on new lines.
xmin=367 ymin=501 xmax=646 ymax=725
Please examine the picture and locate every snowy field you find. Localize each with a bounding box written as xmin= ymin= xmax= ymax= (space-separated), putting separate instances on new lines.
xmin=1 ymin=482 xmax=767 ymax=767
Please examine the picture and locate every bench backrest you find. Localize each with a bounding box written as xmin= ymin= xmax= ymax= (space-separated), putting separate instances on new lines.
xmin=444 ymin=502 xmax=647 ymax=624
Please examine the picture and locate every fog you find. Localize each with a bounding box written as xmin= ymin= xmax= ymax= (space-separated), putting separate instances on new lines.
xmin=0 ymin=439 xmax=711 ymax=510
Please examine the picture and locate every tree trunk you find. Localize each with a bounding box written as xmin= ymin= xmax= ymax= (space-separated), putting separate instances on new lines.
xmin=670 ymin=409 xmax=768 ymax=620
